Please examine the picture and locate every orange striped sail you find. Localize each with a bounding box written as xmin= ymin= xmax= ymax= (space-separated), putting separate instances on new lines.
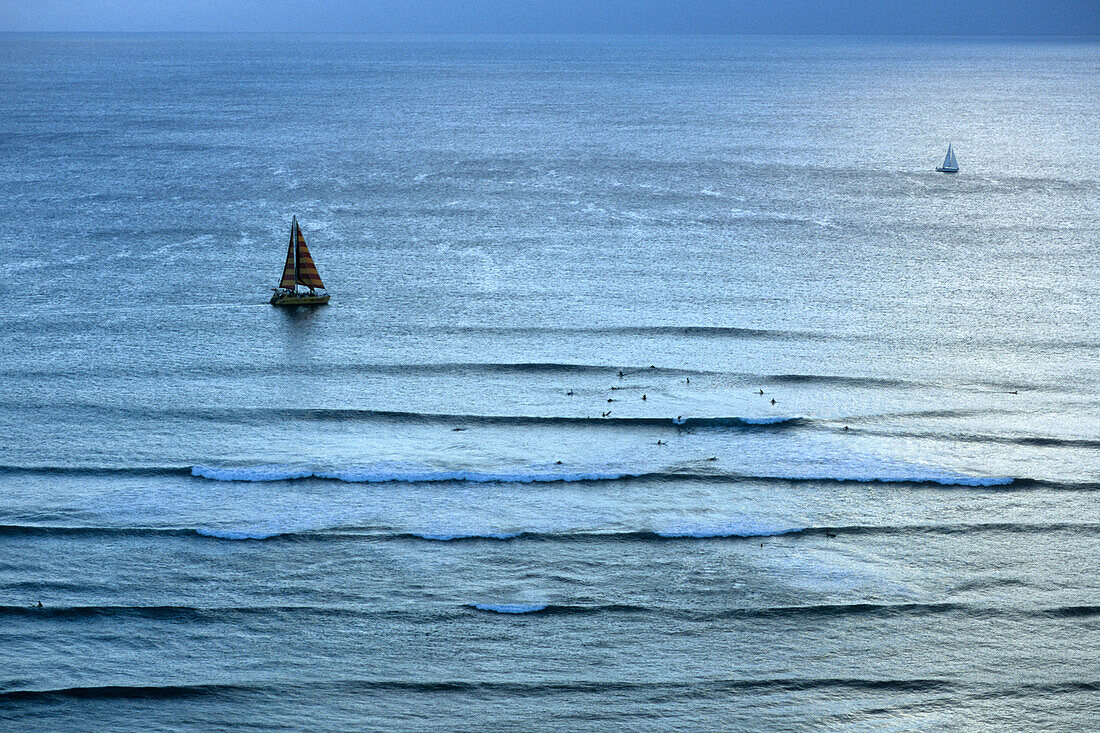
xmin=293 ymin=220 xmax=325 ymax=290
xmin=276 ymin=216 xmax=326 ymax=292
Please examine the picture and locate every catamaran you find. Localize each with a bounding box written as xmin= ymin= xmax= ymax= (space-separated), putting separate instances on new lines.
xmin=936 ymin=143 xmax=959 ymax=173
xmin=270 ymin=216 xmax=330 ymax=306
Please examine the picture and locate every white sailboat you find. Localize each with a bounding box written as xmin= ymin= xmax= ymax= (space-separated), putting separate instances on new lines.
xmin=936 ymin=143 xmax=959 ymax=173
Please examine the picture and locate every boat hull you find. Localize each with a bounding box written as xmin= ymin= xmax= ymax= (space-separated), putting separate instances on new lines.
xmin=270 ymin=292 xmax=330 ymax=306
xmin=936 ymin=167 xmax=958 ymax=173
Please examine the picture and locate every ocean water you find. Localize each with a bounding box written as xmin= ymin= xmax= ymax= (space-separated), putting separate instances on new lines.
xmin=1 ymin=33 xmax=1099 ymax=730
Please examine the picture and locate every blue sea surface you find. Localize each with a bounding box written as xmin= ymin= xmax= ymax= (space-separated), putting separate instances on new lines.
xmin=1 ymin=33 xmax=1098 ymax=730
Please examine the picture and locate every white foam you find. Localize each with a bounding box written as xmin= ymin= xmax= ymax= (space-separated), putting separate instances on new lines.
xmin=191 ymin=465 xmax=313 ymax=482
xmin=472 ymin=603 xmax=548 ymax=614
xmin=738 ymin=416 xmax=801 ymax=425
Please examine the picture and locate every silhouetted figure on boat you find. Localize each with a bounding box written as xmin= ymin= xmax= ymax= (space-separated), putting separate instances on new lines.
xmin=771 ymin=398 xmax=776 ymax=405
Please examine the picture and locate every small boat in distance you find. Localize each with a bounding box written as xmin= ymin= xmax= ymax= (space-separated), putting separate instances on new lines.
xmin=270 ymin=216 xmax=330 ymax=306
xmin=936 ymin=143 xmax=959 ymax=173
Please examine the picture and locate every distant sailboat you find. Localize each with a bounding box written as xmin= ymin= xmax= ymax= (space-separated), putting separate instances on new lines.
xmin=270 ymin=216 xmax=330 ymax=306
xmin=936 ymin=143 xmax=959 ymax=173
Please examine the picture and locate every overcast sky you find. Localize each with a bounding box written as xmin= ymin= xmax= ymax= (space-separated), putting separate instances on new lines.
xmin=4 ymin=0 xmax=1100 ymax=35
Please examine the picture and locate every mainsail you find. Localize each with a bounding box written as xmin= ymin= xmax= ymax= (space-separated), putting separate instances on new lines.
xmin=277 ymin=216 xmax=325 ymax=291
xmin=941 ymin=144 xmax=958 ymax=172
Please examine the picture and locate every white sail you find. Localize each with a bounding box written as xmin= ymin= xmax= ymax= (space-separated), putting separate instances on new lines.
xmin=940 ymin=144 xmax=958 ymax=172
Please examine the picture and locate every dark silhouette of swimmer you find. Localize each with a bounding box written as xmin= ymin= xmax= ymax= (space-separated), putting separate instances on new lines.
xmin=1010 ymin=390 xmax=1018 ymax=394
xmin=641 ymin=394 xmax=646 ymax=400
xmin=843 ymin=425 xmax=849 ymax=431
xmin=618 ymin=370 xmax=624 ymax=378
xmin=453 ymin=427 xmax=466 ymax=432
xmin=770 ymin=398 xmax=777 ymax=405
xmin=555 ymin=461 xmax=563 ymax=465
xmin=650 ymin=365 xmax=656 ymax=369
xmin=601 ymin=410 xmax=611 ymax=417
xmin=758 ymin=389 xmax=764 ymax=395
xmin=685 ymin=377 xmax=690 ymax=384
xmin=36 ymin=601 xmax=43 ymax=608
xmin=706 ymin=456 xmax=717 ymax=461
xmin=825 ymin=531 xmax=837 ymax=538
xmin=607 ymin=398 xmax=615 ymax=402
xmin=656 ymin=440 xmax=665 ymax=445
xmin=566 ymin=390 xmax=574 ymax=396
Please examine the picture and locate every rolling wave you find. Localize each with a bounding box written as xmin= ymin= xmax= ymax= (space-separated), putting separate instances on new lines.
xmin=188 ymin=464 xmax=1016 ymax=487
xmin=178 ymin=409 xmax=807 ymax=429
xmin=431 ymin=324 xmax=828 ymax=341
xmin=0 ymin=462 xmax=1059 ymax=488
xmin=0 ymin=678 xmax=950 ymax=703
xmin=5 ymin=600 xmax=1100 ymax=624
xmin=3 ymin=521 xmax=1098 ymax=543
xmin=6 ymin=677 xmax=1098 ymax=703
xmin=3 ymin=361 xmax=1059 ymax=395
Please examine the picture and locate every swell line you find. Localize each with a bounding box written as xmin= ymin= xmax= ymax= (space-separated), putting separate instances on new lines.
xmin=29 ymin=405 xmax=807 ymax=429
xmin=7 ymin=676 xmax=1097 ymax=703
xmin=1 ymin=361 xmax=1065 ymax=395
xmin=1 ymin=601 xmax=1081 ymax=623
xmin=2 ymin=521 xmax=1097 ymax=543
xmin=0 ymin=463 xmax=1080 ymax=489
xmin=0 ymin=677 xmax=957 ymax=703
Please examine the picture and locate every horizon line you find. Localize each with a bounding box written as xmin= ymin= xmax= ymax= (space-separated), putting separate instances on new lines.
xmin=2 ymin=30 xmax=1100 ymax=39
